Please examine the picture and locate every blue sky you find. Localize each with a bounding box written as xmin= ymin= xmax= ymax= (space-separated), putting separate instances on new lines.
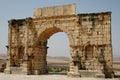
xmin=0 ymin=0 xmax=120 ymax=58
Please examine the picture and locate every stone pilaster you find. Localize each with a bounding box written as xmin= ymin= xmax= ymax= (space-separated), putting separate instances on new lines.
xmin=4 ymin=46 xmax=11 ymax=74
xmin=4 ymin=20 xmax=13 ymax=74
xmin=68 ymin=45 xmax=81 ymax=77
xmin=21 ymin=18 xmax=32 ymax=74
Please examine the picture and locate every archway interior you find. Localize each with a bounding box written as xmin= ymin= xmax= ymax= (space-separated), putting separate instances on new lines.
xmin=47 ymin=32 xmax=70 ymax=57
xmin=38 ymin=27 xmax=70 ymax=74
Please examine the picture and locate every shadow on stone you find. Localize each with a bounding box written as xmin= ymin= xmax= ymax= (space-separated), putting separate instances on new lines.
xmin=48 ymin=72 xmax=67 ymax=75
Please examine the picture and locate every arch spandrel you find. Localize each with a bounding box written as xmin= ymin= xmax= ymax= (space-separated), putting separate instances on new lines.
xmin=33 ymin=16 xmax=78 ymax=47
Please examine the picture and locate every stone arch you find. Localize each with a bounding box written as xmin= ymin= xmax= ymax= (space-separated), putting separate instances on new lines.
xmin=5 ymin=11 xmax=113 ymax=78
xmin=36 ymin=23 xmax=72 ymax=43
xmin=28 ymin=26 xmax=71 ymax=74
xmin=38 ymin=27 xmax=63 ymax=41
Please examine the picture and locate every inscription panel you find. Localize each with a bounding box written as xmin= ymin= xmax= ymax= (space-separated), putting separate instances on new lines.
xmin=33 ymin=4 xmax=76 ymax=18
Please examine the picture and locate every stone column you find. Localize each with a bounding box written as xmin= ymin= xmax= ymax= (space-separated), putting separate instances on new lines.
xmin=73 ymin=50 xmax=81 ymax=77
xmin=68 ymin=27 xmax=82 ymax=76
xmin=24 ymin=23 xmax=28 ymax=60
xmin=21 ymin=18 xmax=32 ymax=74
xmin=4 ymin=46 xmax=11 ymax=74
xmin=4 ymin=20 xmax=13 ymax=74
xmin=13 ymin=23 xmax=20 ymax=67
xmin=96 ymin=46 xmax=105 ymax=78
xmin=68 ymin=45 xmax=81 ymax=77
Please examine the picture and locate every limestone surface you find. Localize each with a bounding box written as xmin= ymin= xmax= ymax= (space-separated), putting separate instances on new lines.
xmin=5 ymin=4 xmax=113 ymax=78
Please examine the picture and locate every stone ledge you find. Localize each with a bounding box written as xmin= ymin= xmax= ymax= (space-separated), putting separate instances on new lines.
xmin=79 ymin=70 xmax=105 ymax=78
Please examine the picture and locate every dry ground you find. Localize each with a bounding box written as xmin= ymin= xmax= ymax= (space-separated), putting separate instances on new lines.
xmin=0 ymin=73 xmax=119 ymax=80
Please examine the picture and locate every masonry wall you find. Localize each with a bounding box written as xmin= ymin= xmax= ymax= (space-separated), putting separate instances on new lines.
xmin=5 ymin=12 xmax=113 ymax=78
xmin=78 ymin=12 xmax=112 ymax=77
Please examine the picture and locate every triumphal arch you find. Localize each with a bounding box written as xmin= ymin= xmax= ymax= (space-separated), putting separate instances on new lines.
xmin=4 ymin=4 xmax=113 ymax=78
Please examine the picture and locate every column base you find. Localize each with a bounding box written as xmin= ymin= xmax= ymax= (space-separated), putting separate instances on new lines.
xmin=33 ymin=70 xmax=40 ymax=75
xmin=68 ymin=71 xmax=81 ymax=77
xmin=68 ymin=66 xmax=81 ymax=77
xmin=20 ymin=67 xmax=28 ymax=75
xmin=68 ymin=70 xmax=106 ymax=78
xmin=20 ymin=60 xmax=29 ymax=75
xmin=31 ymin=69 xmax=48 ymax=75
xmin=4 ymin=68 xmax=11 ymax=74
xmin=79 ymin=70 xmax=105 ymax=78
xmin=96 ymin=73 xmax=105 ymax=78
xmin=5 ymin=67 xmax=29 ymax=75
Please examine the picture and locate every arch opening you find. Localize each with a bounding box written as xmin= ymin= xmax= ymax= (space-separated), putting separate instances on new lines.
xmin=47 ymin=32 xmax=70 ymax=57
xmin=34 ymin=27 xmax=70 ymax=75
xmin=47 ymin=32 xmax=70 ymax=74
xmin=38 ymin=27 xmax=63 ymax=41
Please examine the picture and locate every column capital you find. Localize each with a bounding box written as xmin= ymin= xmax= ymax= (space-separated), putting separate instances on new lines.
xmin=8 ymin=19 xmax=16 ymax=27
xmin=25 ymin=17 xmax=33 ymax=26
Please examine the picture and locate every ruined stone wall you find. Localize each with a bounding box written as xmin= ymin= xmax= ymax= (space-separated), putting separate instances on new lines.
xmin=5 ymin=11 xmax=113 ymax=78
xmin=77 ymin=12 xmax=112 ymax=77
xmin=67 ymin=12 xmax=113 ymax=77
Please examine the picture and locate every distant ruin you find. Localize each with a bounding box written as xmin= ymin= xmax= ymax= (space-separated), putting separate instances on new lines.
xmin=4 ymin=4 xmax=113 ymax=78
